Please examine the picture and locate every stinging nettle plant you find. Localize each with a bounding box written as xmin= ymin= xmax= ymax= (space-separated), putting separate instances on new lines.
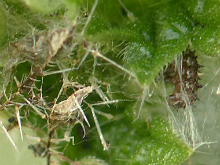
xmin=0 ymin=0 xmax=220 ymax=165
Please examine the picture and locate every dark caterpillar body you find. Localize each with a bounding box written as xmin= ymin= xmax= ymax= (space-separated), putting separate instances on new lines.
xmin=164 ymin=48 xmax=202 ymax=107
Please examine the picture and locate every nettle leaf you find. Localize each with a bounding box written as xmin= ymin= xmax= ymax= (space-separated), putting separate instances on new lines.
xmin=192 ymin=25 xmax=220 ymax=56
xmin=134 ymin=118 xmax=192 ymax=165
xmin=183 ymin=0 xmax=220 ymax=55
xmin=86 ymin=0 xmax=220 ymax=86
xmin=101 ymin=117 xmax=192 ymax=165
xmin=183 ymin=0 xmax=220 ymax=26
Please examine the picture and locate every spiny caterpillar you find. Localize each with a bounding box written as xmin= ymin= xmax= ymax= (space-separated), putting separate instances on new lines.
xmin=164 ymin=47 xmax=203 ymax=107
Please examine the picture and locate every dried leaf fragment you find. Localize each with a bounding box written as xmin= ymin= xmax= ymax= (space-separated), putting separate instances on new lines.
xmin=9 ymin=25 xmax=75 ymax=69
xmin=49 ymin=86 xmax=93 ymax=131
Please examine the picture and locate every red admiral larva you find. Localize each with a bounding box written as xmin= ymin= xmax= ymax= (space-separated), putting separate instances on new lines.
xmin=164 ymin=47 xmax=202 ymax=107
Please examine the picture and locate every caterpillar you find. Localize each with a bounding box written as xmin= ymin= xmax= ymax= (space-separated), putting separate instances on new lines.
xmin=164 ymin=48 xmax=202 ymax=107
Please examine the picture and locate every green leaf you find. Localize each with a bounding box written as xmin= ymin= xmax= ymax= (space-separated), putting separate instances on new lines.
xmin=102 ymin=117 xmax=192 ymax=165
xmin=192 ymin=25 xmax=220 ymax=55
xmin=183 ymin=0 xmax=220 ymax=25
